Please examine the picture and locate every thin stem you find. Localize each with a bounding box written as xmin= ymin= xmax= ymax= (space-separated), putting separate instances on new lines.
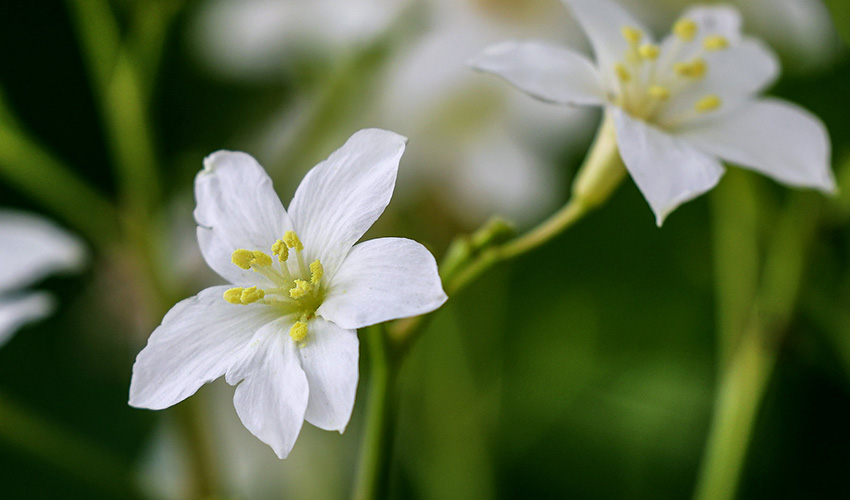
xmin=352 ymin=325 xmax=397 ymax=500
xmin=174 ymin=396 xmax=220 ymax=500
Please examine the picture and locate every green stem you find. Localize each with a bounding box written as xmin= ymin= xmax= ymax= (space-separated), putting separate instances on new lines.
xmin=0 ymin=390 xmax=144 ymax=499
xmin=352 ymin=325 xmax=397 ymax=500
xmin=174 ymin=396 xmax=220 ymax=500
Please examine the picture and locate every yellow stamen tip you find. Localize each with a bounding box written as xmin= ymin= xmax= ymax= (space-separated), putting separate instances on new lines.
xmin=648 ymin=85 xmax=670 ymax=100
xmin=251 ymin=250 xmax=272 ymax=267
xmin=231 ymin=249 xmax=254 ymax=270
xmin=638 ymin=43 xmax=660 ymax=60
xmin=224 ymin=287 xmax=245 ymax=304
xmin=283 ymin=231 xmax=304 ymax=252
xmin=621 ymin=26 xmax=643 ymax=45
xmin=290 ymin=321 xmax=308 ymax=342
xmin=310 ymin=260 xmax=324 ymax=284
xmin=695 ymin=94 xmax=722 ymax=113
xmin=674 ymin=59 xmax=707 ymax=79
xmin=240 ymin=286 xmax=265 ymax=304
xmin=614 ymin=63 xmax=631 ymax=82
xmin=703 ymin=35 xmax=729 ymax=51
xmin=272 ymin=239 xmax=289 ymax=262
xmin=674 ymin=18 xmax=698 ymax=42
xmin=289 ymin=280 xmax=312 ymax=299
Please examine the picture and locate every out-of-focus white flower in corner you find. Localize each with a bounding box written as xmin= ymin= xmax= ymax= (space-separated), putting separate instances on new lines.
xmin=472 ymin=0 xmax=835 ymax=225
xmin=129 ymin=129 xmax=446 ymax=459
xmin=0 ymin=210 xmax=86 ymax=347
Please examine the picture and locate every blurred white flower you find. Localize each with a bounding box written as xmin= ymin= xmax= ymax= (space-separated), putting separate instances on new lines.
xmin=0 ymin=210 xmax=86 ymax=346
xmin=472 ymin=0 xmax=835 ymax=225
xmin=129 ymin=129 xmax=446 ymax=458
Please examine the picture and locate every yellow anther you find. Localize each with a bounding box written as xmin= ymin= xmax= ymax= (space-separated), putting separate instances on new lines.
xmin=621 ymin=26 xmax=643 ymax=45
xmin=674 ymin=59 xmax=707 ymax=79
xmin=231 ymin=249 xmax=254 ymax=270
xmin=289 ymin=321 xmax=308 ymax=342
xmin=648 ymin=85 xmax=671 ymax=100
xmin=703 ymin=35 xmax=729 ymax=51
xmin=695 ymin=94 xmax=722 ymax=113
xmin=224 ymin=287 xmax=245 ymax=304
xmin=272 ymin=239 xmax=289 ymax=262
xmin=638 ymin=43 xmax=660 ymax=60
xmin=614 ymin=63 xmax=631 ymax=82
xmin=283 ymin=231 xmax=304 ymax=252
xmin=240 ymin=286 xmax=265 ymax=304
xmin=289 ymin=280 xmax=312 ymax=299
xmin=310 ymin=260 xmax=324 ymax=284
xmin=251 ymin=250 xmax=272 ymax=267
xmin=674 ymin=18 xmax=698 ymax=42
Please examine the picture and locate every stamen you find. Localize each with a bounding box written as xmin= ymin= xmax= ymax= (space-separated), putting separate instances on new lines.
xmin=674 ymin=59 xmax=707 ymax=79
xmin=251 ymin=250 xmax=272 ymax=267
xmin=673 ymin=18 xmax=698 ymax=42
xmin=283 ymin=231 xmax=304 ymax=252
xmin=703 ymin=35 xmax=729 ymax=51
xmin=290 ymin=321 xmax=308 ymax=342
xmin=614 ymin=63 xmax=631 ymax=82
xmin=240 ymin=286 xmax=265 ymax=304
xmin=272 ymin=239 xmax=289 ymax=262
xmin=638 ymin=43 xmax=660 ymax=60
xmin=695 ymin=95 xmax=722 ymax=113
xmin=231 ymin=249 xmax=254 ymax=270
xmin=648 ymin=86 xmax=670 ymax=100
xmin=289 ymin=280 xmax=312 ymax=299
xmin=224 ymin=287 xmax=245 ymax=304
xmin=621 ymin=26 xmax=643 ymax=45
xmin=310 ymin=260 xmax=324 ymax=284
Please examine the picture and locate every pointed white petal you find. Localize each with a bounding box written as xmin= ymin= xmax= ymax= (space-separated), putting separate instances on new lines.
xmin=287 ymin=129 xmax=407 ymax=276
xmin=470 ymin=41 xmax=605 ymax=106
xmin=561 ymin=0 xmax=651 ymax=86
xmin=0 ymin=292 xmax=54 ymax=347
xmin=226 ymin=320 xmax=309 ymax=459
xmin=129 ymin=286 xmax=279 ymax=410
xmin=613 ymin=108 xmax=725 ymax=226
xmin=195 ymin=151 xmax=294 ymax=285
xmin=678 ymin=98 xmax=834 ymax=192
xmin=297 ymin=319 xmax=359 ymax=432
xmin=318 ymin=237 xmax=446 ymax=330
xmin=0 ymin=210 xmax=86 ymax=294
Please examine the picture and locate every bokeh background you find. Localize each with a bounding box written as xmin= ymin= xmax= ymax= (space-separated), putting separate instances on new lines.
xmin=1 ymin=0 xmax=850 ymax=498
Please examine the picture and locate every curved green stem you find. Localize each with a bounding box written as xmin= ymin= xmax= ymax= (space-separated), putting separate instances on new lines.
xmin=352 ymin=325 xmax=397 ymax=500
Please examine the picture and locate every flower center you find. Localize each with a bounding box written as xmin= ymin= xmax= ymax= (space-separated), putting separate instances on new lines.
xmin=223 ymin=230 xmax=325 ymax=344
xmin=609 ymin=18 xmax=729 ymax=127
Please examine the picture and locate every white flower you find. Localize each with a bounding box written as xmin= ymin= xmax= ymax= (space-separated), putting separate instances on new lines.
xmin=471 ymin=0 xmax=835 ymax=225
xmin=0 ymin=210 xmax=86 ymax=346
xmin=129 ymin=129 xmax=447 ymax=458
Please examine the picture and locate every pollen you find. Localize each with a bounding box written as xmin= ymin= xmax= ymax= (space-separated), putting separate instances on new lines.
xmin=283 ymin=231 xmax=304 ymax=252
xmin=673 ymin=18 xmax=698 ymax=42
xmin=648 ymin=85 xmax=670 ymax=100
xmin=251 ymin=250 xmax=272 ymax=267
xmin=289 ymin=321 xmax=308 ymax=342
xmin=703 ymin=35 xmax=729 ymax=51
xmin=614 ymin=63 xmax=631 ymax=82
xmin=224 ymin=287 xmax=245 ymax=304
xmin=289 ymin=279 xmax=312 ymax=299
xmin=638 ymin=43 xmax=660 ymax=60
xmin=231 ymin=249 xmax=255 ymax=269
xmin=621 ymin=26 xmax=643 ymax=45
xmin=695 ymin=94 xmax=722 ymax=113
xmin=240 ymin=286 xmax=265 ymax=304
xmin=674 ymin=59 xmax=707 ymax=79
xmin=272 ymin=239 xmax=289 ymax=262
xmin=310 ymin=260 xmax=324 ymax=284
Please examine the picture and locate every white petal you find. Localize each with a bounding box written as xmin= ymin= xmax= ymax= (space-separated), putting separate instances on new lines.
xmin=562 ymin=0 xmax=651 ymax=85
xmin=287 ymin=129 xmax=407 ymax=276
xmin=0 ymin=210 xmax=86 ymax=294
xmin=226 ymin=320 xmax=309 ymax=459
xmin=678 ymin=5 xmax=742 ymax=42
xmin=297 ymin=319 xmax=359 ymax=432
xmin=0 ymin=292 xmax=54 ymax=348
xmin=677 ymin=98 xmax=835 ymax=192
xmin=129 ymin=286 xmax=280 ymax=410
xmin=318 ymin=237 xmax=447 ymax=330
xmin=195 ymin=151 xmax=294 ymax=285
xmin=470 ymin=41 xmax=605 ymax=106
xmin=613 ymin=108 xmax=725 ymax=226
